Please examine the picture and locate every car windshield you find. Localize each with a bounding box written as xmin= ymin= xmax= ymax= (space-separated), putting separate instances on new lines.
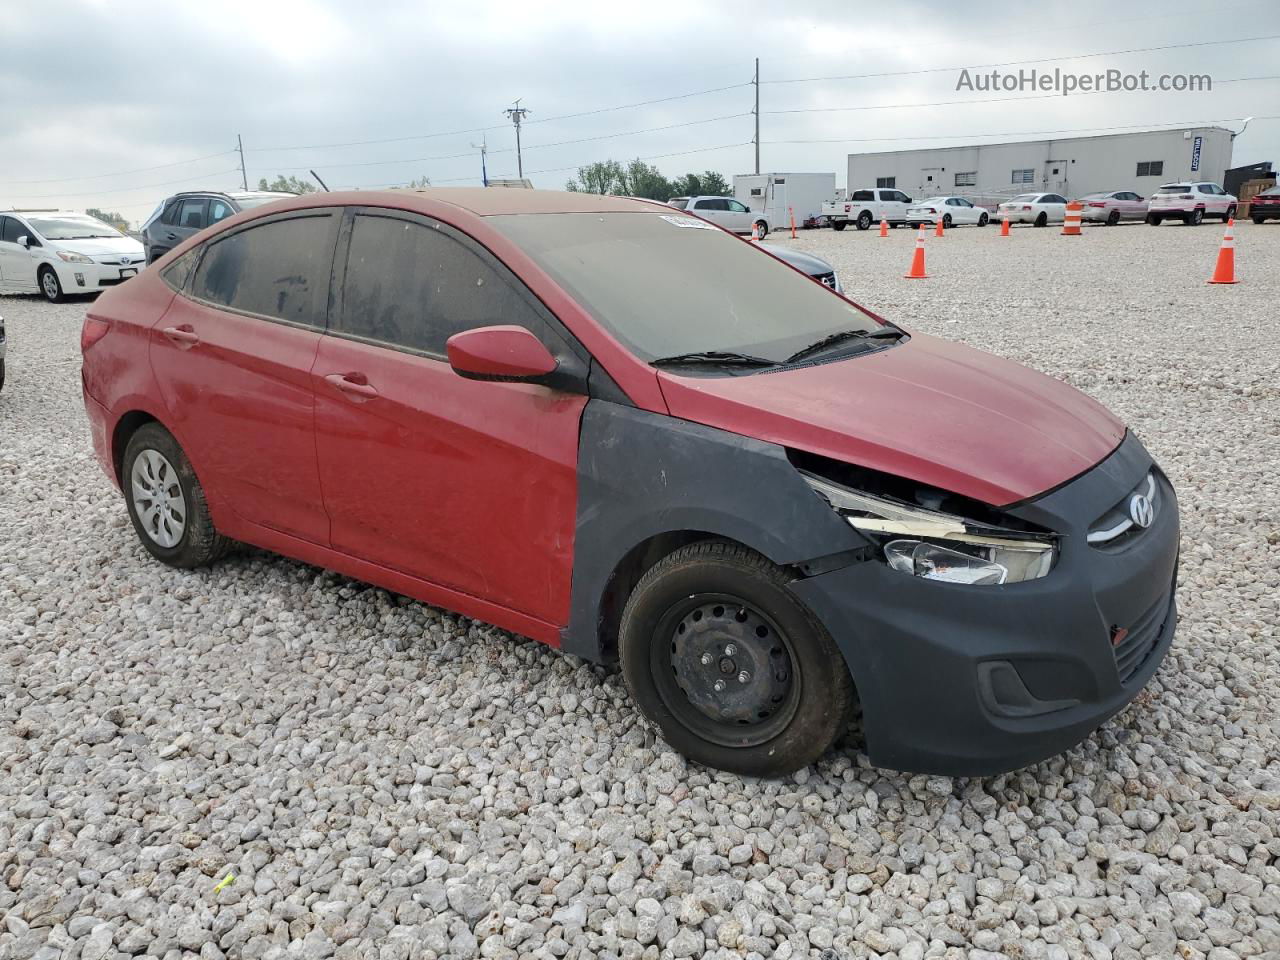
xmin=233 ymin=195 xmax=293 ymax=209
xmin=1009 ymin=194 xmax=1040 ymax=202
xmin=489 ymin=211 xmax=884 ymax=364
xmin=1155 ymin=185 xmax=1190 ymax=194
xmin=27 ymin=216 xmax=121 ymax=239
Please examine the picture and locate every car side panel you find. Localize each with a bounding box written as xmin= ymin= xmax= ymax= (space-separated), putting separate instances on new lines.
xmin=562 ymin=401 xmax=872 ymax=661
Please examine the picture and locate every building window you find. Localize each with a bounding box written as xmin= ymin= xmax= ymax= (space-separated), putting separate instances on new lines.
xmin=1136 ymin=160 xmax=1164 ymax=177
xmin=954 ymin=171 xmax=977 ymax=187
xmin=1012 ymin=168 xmax=1035 ymax=184
xmin=875 ymin=177 xmax=896 ymax=189
xmin=749 ymin=188 xmax=762 ymax=196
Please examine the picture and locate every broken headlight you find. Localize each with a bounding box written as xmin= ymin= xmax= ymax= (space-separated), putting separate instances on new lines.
xmin=801 ymin=472 xmax=1056 ymax=585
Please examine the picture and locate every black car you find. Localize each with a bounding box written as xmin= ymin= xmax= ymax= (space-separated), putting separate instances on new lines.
xmin=760 ymin=243 xmax=842 ymax=292
xmin=140 ymin=190 xmax=295 ymax=263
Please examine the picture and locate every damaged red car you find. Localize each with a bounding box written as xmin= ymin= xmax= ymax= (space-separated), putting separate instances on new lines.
xmin=81 ymin=189 xmax=1179 ymax=777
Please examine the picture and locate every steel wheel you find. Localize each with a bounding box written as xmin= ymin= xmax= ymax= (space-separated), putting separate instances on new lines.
xmin=651 ymin=594 xmax=800 ymax=748
xmin=131 ymin=448 xmax=187 ymax=548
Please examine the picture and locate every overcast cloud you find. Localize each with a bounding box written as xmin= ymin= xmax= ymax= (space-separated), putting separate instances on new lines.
xmin=2 ymin=0 xmax=1276 ymax=225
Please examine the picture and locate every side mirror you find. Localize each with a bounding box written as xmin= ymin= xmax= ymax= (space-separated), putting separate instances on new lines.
xmin=17 ymin=235 xmax=29 ymax=248
xmin=446 ymin=325 xmax=558 ymax=383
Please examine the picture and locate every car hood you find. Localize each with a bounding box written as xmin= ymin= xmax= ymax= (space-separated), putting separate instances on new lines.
xmin=656 ymin=331 xmax=1125 ymax=506
xmin=758 ymin=243 xmax=833 ymax=277
xmin=51 ymin=236 xmax=144 ymax=257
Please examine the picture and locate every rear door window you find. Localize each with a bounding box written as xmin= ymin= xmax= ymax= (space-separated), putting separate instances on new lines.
xmin=334 ymin=212 xmax=548 ymax=357
xmin=208 ymin=199 xmax=234 ymax=225
xmin=850 ymin=190 xmax=875 ymax=202
xmin=190 ymin=212 xmax=337 ymax=327
xmin=177 ymin=198 xmax=208 ymax=230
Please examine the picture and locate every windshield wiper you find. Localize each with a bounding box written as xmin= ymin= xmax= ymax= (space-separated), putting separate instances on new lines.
xmin=651 ymin=350 xmax=778 ymax=368
xmin=785 ymin=327 xmax=904 ymax=364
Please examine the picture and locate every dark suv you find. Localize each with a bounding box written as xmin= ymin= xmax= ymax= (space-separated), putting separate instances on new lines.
xmin=141 ymin=190 xmax=295 ymax=263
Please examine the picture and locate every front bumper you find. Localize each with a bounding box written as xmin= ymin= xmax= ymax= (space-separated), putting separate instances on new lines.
xmin=791 ymin=432 xmax=1180 ymax=776
xmin=53 ymin=259 xmax=142 ymax=294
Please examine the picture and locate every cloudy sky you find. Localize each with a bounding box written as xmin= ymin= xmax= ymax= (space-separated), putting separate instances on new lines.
xmin=3 ymin=0 xmax=1277 ymax=226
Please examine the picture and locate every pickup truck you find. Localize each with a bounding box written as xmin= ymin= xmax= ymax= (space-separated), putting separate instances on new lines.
xmin=822 ymin=187 xmax=914 ymax=231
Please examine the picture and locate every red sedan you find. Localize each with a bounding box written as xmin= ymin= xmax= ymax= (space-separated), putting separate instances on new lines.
xmin=81 ymin=189 xmax=1179 ymax=776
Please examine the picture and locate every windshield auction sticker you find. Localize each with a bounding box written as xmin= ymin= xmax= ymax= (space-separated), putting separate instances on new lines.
xmin=660 ymin=215 xmax=718 ymax=230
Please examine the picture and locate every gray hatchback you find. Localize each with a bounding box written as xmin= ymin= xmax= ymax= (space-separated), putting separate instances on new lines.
xmin=140 ymin=190 xmax=295 ymax=263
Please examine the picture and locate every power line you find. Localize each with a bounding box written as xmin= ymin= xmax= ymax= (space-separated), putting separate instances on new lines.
xmin=0 ymin=150 xmax=237 ymax=186
xmin=764 ymin=33 xmax=1280 ymax=86
xmin=524 ymin=82 xmax=751 ymax=125
xmin=6 ymin=169 xmax=243 ymax=200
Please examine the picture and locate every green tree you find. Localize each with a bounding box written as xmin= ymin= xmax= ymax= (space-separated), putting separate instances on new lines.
xmin=85 ymin=208 xmax=129 ymax=231
xmin=566 ymin=160 xmax=625 ymax=195
xmin=257 ymin=175 xmax=316 ymax=195
xmin=696 ymin=170 xmax=730 ymax=195
xmin=618 ymin=159 xmax=674 ymax=201
xmin=407 ymin=176 xmax=431 ymax=188
xmin=565 ymin=159 xmax=729 ymax=201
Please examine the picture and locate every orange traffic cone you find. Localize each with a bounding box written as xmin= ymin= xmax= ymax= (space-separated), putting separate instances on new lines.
xmin=750 ymin=220 xmax=761 ymax=243
xmin=879 ymin=219 xmax=889 ymax=237
xmin=1000 ymin=217 xmax=1010 ymax=237
xmin=789 ymin=206 xmax=797 ymax=239
xmin=935 ymin=217 xmax=945 ymax=238
xmin=904 ymin=225 xmax=928 ymax=279
xmin=1207 ymin=218 xmax=1239 ymax=284
xmin=1062 ymin=201 xmax=1083 ymax=236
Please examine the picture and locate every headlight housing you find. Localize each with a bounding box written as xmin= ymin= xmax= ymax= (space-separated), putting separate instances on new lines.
xmin=57 ymin=251 xmax=94 ymax=264
xmin=802 ymin=472 xmax=1056 ymax=585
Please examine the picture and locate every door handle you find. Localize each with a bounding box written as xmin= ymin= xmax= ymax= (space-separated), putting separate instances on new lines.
xmin=162 ymin=325 xmax=199 ymax=348
xmin=324 ymin=373 xmax=378 ymax=400
xmin=165 ymin=233 xmax=178 ymax=241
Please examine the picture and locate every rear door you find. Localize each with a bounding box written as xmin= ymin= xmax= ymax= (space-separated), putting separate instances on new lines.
xmin=311 ymin=208 xmax=587 ymax=625
xmin=150 ymin=210 xmax=337 ymax=543
xmin=692 ymin=198 xmax=731 ymax=230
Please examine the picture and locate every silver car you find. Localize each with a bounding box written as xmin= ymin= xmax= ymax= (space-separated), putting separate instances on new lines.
xmin=1078 ymin=191 xmax=1149 ymax=225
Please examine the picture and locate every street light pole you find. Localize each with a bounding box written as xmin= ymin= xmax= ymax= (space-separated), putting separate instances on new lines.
xmin=504 ymin=100 xmax=531 ymax=179
xmin=753 ymin=58 xmax=760 ymax=176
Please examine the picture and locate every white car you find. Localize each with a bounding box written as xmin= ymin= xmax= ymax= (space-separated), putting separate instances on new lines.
xmin=1077 ymin=191 xmax=1149 ymax=224
xmin=823 ymin=187 xmax=914 ymax=231
xmin=668 ymin=197 xmax=770 ymax=238
xmin=995 ymin=193 xmax=1068 ymax=227
xmin=1146 ymin=182 xmax=1237 ymax=226
xmin=905 ymin=196 xmax=989 ymax=228
xmin=0 ymin=211 xmax=145 ymax=302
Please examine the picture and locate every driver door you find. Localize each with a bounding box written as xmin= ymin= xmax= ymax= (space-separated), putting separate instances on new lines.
xmin=0 ymin=216 xmax=38 ymax=292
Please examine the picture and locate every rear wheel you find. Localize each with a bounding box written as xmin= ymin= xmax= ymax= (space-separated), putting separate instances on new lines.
xmin=1034 ymin=212 xmax=1048 ymax=227
xmin=856 ymin=211 xmax=873 ymax=231
xmin=39 ymin=266 xmax=67 ymax=303
xmin=619 ymin=540 xmax=855 ymax=777
xmin=1254 ymin=216 xmax=1266 ymax=225
xmin=123 ymin=423 xmax=231 ymax=568
xmin=1107 ymin=209 xmax=1120 ymax=225
xmin=831 ymin=220 xmax=847 ymax=231
xmin=942 ymin=214 xmax=953 ymax=228
xmin=1185 ymin=209 xmax=1204 ymax=225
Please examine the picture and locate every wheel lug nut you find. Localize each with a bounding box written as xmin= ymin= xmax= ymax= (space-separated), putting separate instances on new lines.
xmin=700 ymin=652 xmax=713 ymax=666
xmin=738 ymin=671 xmax=751 ymax=684
xmin=724 ymin=643 xmax=737 ymax=656
xmin=713 ymin=679 xmax=726 ymax=692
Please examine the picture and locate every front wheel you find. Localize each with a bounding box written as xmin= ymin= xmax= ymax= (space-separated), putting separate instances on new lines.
xmin=1254 ymin=216 xmax=1266 ymax=225
xmin=1107 ymin=210 xmax=1121 ymax=226
xmin=39 ymin=266 xmax=67 ymax=303
xmin=753 ymin=220 xmax=769 ymax=239
xmin=977 ymin=213 xmax=989 ymax=226
xmin=123 ymin=422 xmax=231 ymax=568
xmin=1147 ymin=214 xmax=1163 ymax=225
xmin=1224 ymin=204 xmax=1236 ymax=222
xmin=619 ymin=541 xmax=855 ymax=777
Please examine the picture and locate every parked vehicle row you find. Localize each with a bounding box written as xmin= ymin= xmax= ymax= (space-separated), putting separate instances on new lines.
xmin=82 ymin=187 xmax=1180 ymax=777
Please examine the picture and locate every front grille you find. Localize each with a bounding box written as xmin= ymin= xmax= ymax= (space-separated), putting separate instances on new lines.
xmin=816 ymin=272 xmax=837 ymax=289
xmin=1113 ymin=592 xmax=1169 ymax=684
xmin=1088 ymin=472 xmax=1156 ymax=549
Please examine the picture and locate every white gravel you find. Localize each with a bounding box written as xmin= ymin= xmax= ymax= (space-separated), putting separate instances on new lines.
xmin=2 ymin=220 xmax=1280 ymax=960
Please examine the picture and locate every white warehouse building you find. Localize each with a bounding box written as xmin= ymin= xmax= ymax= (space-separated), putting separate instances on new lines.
xmin=845 ymin=126 xmax=1235 ymax=207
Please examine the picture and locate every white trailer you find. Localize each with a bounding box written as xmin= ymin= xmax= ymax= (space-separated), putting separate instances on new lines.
xmin=733 ymin=172 xmax=836 ymax=230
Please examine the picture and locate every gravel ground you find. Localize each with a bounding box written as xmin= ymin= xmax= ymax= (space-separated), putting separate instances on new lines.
xmin=2 ymin=220 xmax=1279 ymax=960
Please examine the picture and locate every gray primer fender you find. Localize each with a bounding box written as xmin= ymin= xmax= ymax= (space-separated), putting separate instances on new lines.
xmin=561 ymin=400 xmax=872 ymax=661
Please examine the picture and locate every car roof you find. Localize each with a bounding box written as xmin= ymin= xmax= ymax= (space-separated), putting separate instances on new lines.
xmin=261 ymin=187 xmax=660 ymax=217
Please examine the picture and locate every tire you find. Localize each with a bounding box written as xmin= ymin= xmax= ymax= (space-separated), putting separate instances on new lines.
xmin=1107 ymin=210 xmax=1120 ymax=226
xmin=1147 ymin=214 xmax=1163 ymax=225
xmin=1254 ymin=216 xmax=1266 ymax=225
xmin=1186 ymin=209 xmax=1203 ymax=225
xmin=39 ymin=266 xmax=67 ymax=303
xmin=122 ymin=422 xmax=231 ymax=568
xmin=942 ymin=214 xmax=953 ymax=228
xmin=1224 ymin=204 xmax=1236 ymax=222
xmin=978 ymin=213 xmax=989 ymax=226
xmin=0 ymin=358 xmax=5 ymax=393
xmin=831 ymin=220 xmax=846 ymax=231
xmin=856 ymin=211 xmax=872 ymax=231
xmin=753 ymin=220 xmax=769 ymax=240
xmin=619 ymin=540 xmax=855 ymax=777
xmin=1034 ymin=212 xmax=1048 ymax=228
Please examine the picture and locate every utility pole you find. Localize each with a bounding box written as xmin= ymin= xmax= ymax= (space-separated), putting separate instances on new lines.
xmin=753 ymin=58 xmax=760 ymax=175
xmin=504 ymin=100 xmax=530 ymax=179
xmin=471 ymin=137 xmax=489 ymax=186
xmin=237 ymin=134 xmax=248 ymax=190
